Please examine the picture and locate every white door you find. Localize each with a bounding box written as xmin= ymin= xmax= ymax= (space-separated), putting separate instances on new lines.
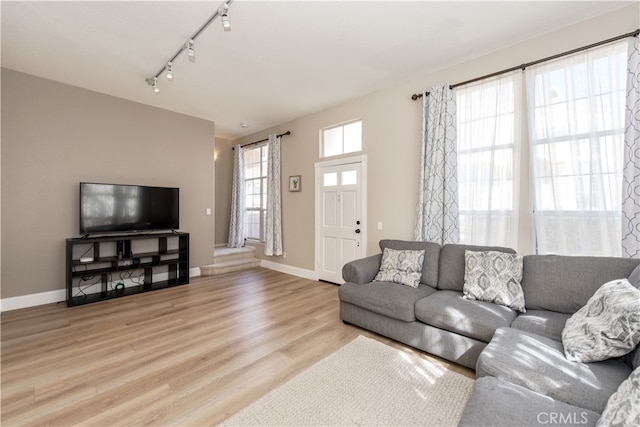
xmin=316 ymin=158 xmax=366 ymax=284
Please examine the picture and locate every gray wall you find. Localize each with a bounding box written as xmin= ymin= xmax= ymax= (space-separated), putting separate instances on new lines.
xmin=1 ymin=69 xmax=216 ymax=299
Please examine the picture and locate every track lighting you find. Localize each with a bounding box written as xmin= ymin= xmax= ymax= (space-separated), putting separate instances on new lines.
xmin=145 ymin=0 xmax=234 ymax=92
xmin=222 ymin=14 xmax=231 ymax=32
xmin=219 ymin=3 xmax=231 ymax=32
xmin=187 ymin=39 xmax=195 ymax=62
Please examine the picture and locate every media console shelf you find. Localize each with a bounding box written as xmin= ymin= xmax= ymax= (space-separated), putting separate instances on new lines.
xmin=66 ymin=232 xmax=189 ymax=307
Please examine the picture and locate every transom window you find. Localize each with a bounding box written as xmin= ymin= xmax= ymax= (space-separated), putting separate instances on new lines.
xmin=321 ymin=120 xmax=362 ymax=158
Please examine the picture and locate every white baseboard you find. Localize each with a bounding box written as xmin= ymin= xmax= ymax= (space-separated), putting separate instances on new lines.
xmin=0 ymin=289 xmax=67 ymax=312
xmin=0 ymin=267 xmax=202 ymax=312
xmin=0 ymin=265 xmax=325 ymax=312
xmin=259 ymin=259 xmax=318 ymax=281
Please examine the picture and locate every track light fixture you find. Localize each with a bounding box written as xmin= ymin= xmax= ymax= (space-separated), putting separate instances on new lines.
xmin=222 ymin=14 xmax=231 ymax=32
xmin=219 ymin=3 xmax=231 ymax=32
xmin=187 ymin=39 xmax=195 ymax=62
xmin=145 ymin=0 xmax=234 ymax=93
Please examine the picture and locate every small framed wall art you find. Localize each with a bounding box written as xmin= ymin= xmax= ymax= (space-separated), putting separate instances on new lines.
xmin=289 ymin=175 xmax=301 ymax=192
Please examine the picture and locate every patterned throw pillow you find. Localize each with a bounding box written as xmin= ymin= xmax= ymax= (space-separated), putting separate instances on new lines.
xmin=562 ymin=279 xmax=640 ymax=363
xmin=462 ymin=250 xmax=525 ymax=312
xmin=596 ymin=367 xmax=640 ymax=427
xmin=374 ymin=248 xmax=425 ymax=288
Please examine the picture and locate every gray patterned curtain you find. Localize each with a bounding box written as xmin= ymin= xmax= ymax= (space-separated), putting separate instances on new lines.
xmin=623 ymin=36 xmax=640 ymax=258
xmin=414 ymin=84 xmax=459 ymax=244
xmin=265 ymin=135 xmax=283 ymax=256
xmin=227 ymin=144 xmax=245 ymax=248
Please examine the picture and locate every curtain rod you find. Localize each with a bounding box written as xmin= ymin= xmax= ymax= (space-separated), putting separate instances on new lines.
xmin=232 ymin=131 xmax=291 ymax=150
xmin=410 ymin=28 xmax=639 ymax=101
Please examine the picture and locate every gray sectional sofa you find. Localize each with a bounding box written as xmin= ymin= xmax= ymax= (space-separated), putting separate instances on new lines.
xmin=339 ymin=239 xmax=640 ymax=426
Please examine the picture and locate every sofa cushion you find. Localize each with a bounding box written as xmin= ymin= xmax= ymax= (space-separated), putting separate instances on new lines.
xmin=510 ymin=310 xmax=570 ymax=342
xmin=438 ymin=244 xmax=516 ymax=292
xmin=342 ymin=254 xmax=382 ymax=284
xmin=415 ymin=290 xmax=517 ymax=343
xmin=374 ymin=248 xmax=425 ymax=288
xmin=338 ymin=281 xmax=437 ymax=322
xmin=521 ymin=255 xmax=640 ymax=314
xmin=463 ymin=250 xmax=525 ymax=312
xmin=562 ymin=279 xmax=640 ymax=363
xmin=596 ymin=367 xmax=640 ymax=427
xmin=458 ymin=377 xmax=601 ymax=427
xmin=476 ymin=327 xmax=631 ymax=413
xmin=379 ymin=240 xmax=441 ymax=288
xmin=629 ymin=263 xmax=640 ymax=289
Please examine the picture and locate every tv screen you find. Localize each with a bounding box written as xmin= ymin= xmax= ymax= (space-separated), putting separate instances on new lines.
xmin=80 ymin=183 xmax=179 ymax=234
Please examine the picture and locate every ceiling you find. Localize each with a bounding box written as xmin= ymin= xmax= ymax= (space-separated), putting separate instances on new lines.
xmin=1 ymin=1 xmax=634 ymax=139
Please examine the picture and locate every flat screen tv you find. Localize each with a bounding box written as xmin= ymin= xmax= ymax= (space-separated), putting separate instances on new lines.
xmin=79 ymin=182 xmax=179 ymax=235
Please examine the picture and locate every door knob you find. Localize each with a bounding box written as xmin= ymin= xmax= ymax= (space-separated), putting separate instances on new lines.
xmin=356 ymin=220 xmax=361 ymax=225
xmin=355 ymin=229 xmax=361 ymax=234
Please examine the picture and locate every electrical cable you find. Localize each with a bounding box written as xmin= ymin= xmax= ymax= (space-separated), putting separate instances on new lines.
xmin=74 ymin=274 xmax=101 ymax=297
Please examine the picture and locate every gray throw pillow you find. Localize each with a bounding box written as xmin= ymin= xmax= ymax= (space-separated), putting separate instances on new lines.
xmin=462 ymin=250 xmax=525 ymax=312
xmin=374 ymin=248 xmax=425 ymax=288
xmin=596 ymin=367 xmax=640 ymax=427
xmin=562 ymin=279 xmax=640 ymax=363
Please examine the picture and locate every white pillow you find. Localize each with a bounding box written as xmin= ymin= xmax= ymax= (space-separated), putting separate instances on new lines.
xmin=596 ymin=367 xmax=640 ymax=427
xmin=562 ymin=279 xmax=640 ymax=363
xmin=374 ymin=248 xmax=425 ymax=288
xmin=462 ymin=250 xmax=525 ymax=312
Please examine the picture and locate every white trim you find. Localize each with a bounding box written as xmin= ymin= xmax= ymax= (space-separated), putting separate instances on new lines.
xmin=315 ymin=153 xmax=367 ymax=169
xmin=0 ymin=267 xmax=202 ymax=312
xmin=260 ymin=259 xmax=318 ymax=281
xmin=0 ymin=289 xmax=66 ymax=312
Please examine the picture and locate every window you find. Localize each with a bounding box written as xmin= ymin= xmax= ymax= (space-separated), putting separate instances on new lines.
xmin=526 ymin=40 xmax=627 ymax=256
xmin=454 ymin=41 xmax=628 ymax=256
xmin=321 ymin=120 xmax=362 ymax=157
xmin=456 ymin=73 xmax=521 ymax=248
xmin=244 ymin=144 xmax=268 ymax=241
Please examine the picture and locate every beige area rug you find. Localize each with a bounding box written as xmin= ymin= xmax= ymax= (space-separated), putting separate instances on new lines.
xmin=220 ymin=335 xmax=475 ymax=426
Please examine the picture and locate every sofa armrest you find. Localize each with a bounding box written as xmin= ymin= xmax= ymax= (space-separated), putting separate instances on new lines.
xmin=342 ymin=254 xmax=382 ymax=284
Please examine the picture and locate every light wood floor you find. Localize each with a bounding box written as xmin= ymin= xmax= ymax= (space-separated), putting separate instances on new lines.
xmin=1 ymin=268 xmax=474 ymax=426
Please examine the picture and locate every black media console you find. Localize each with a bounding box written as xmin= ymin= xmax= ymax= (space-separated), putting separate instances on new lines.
xmin=66 ymin=232 xmax=189 ymax=307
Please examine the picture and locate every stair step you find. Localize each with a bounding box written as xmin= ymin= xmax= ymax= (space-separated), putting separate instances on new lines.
xmin=201 ymin=248 xmax=261 ymax=276
xmin=213 ymin=246 xmax=256 ymax=263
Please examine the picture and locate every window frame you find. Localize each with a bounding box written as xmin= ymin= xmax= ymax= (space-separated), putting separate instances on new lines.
xmin=243 ymin=143 xmax=269 ymax=242
xmin=320 ymin=119 xmax=363 ymax=158
xmin=455 ymin=72 xmax=522 ymax=248
xmin=526 ymin=41 xmax=627 ymax=256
